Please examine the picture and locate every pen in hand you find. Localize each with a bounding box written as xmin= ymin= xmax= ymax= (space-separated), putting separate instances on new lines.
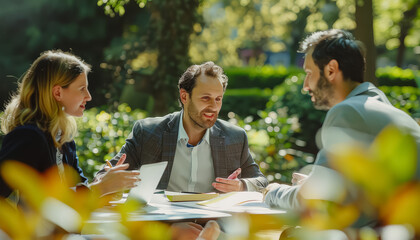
xmin=227 ymin=168 xmax=241 ymax=180
xmin=106 ymin=160 xmax=113 ymax=168
xmin=105 ymin=153 xmax=127 ymax=169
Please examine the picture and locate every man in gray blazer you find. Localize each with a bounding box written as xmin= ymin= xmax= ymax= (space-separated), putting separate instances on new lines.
xmin=264 ymin=29 xmax=420 ymax=227
xmin=103 ymin=62 xmax=267 ymax=193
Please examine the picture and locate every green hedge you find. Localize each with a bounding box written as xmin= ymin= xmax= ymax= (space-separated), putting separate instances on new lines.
xmin=224 ymin=65 xmax=303 ymax=89
xmin=380 ymin=85 xmax=420 ymax=119
xmin=226 ymin=65 xmax=420 ymax=89
xmin=377 ymin=66 xmax=419 ymax=87
xmin=220 ymin=88 xmax=272 ymax=120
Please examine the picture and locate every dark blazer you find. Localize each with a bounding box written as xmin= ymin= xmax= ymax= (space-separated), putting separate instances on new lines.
xmin=0 ymin=124 xmax=88 ymax=198
xmin=106 ymin=111 xmax=268 ymax=190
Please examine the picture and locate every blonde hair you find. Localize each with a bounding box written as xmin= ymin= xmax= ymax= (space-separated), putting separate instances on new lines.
xmin=1 ymin=50 xmax=91 ymax=148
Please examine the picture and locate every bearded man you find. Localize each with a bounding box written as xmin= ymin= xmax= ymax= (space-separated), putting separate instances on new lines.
xmin=264 ymin=29 xmax=420 ymax=227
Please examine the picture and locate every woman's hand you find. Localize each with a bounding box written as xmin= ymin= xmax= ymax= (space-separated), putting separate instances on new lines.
xmin=90 ymin=154 xmax=140 ymax=196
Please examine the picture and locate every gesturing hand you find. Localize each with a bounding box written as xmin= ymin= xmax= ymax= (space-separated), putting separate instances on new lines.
xmin=212 ymin=177 xmax=244 ymax=192
xmin=91 ymin=154 xmax=140 ymax=196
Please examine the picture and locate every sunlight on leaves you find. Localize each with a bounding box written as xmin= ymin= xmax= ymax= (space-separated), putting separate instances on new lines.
xmin=300 ymin=200 xmax=359 ymax=230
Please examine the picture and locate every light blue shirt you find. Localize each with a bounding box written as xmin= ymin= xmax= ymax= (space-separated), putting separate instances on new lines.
xmin=167 ymin=111 xmax=215 ymax=193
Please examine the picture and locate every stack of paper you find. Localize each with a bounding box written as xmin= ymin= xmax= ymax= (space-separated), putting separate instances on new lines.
xmin=197 ymin=191 xmax=263 ymax=208
xmin=165 ymin=191 xmax=219 ymax=202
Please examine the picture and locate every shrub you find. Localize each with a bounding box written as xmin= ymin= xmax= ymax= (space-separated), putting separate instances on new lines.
xmin=225 ymin=65 xmax=303 ymax=89
xmin=380 ymin=85 xmax=420 ymax=120
xmin=220 ymin=88 xmax=272 ymax=120
xmin=75 ymin=103 xmax=147 ymax=180
xmin=377 ymin=66 xmax=419 ymax=87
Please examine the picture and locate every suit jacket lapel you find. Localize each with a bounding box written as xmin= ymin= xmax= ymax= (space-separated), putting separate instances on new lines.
xmin=161 ymin=112 xmax=180 ymax=188
xmin=210 ymin=122 xmax=227 ymax=178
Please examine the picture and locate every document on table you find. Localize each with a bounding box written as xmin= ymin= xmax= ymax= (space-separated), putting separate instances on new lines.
xmin=195 ymin=191 xmax=287 ymax=214
xmin=198 ymin=191 xmax=263 ymax=208
xmin=164 ymin=191 xmax=219 ymax=202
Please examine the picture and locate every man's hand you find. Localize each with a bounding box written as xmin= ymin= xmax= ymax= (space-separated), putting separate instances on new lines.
xmin=291 ymin=172 xmax=308 ymax=186
xmin=212 ymin=177 xmax=244 ymax=192
xmin=212 ymin=168 xmax=244 ymax=192
xmin=261 ymin=183 xmax=281 ymax=201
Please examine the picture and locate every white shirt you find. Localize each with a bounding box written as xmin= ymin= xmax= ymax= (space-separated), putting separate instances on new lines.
xmin=167 ymin=111 xmax=215 ymax=193
xmin=55 ymin=130 xmax=65 ymax=182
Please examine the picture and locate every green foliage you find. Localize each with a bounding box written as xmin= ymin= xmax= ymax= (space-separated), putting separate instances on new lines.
xmin=0 ymin=0 xmax=125 ymax=110
xmin=380 ymin=85 xmax=420 ymax=119
xmin=266 ymin=74 xmax=326 ymax=154
xmin=377 ymin=66 xmax=419 ymax=87
xmin=98 ymin=0 xmax=202 ymax=115
xmin=97 ymin=0 xmax=148 ymax=17
xmin=189 ymin=0 xmax=348 ymax=67
xmin=225 ymin=65 xmax=303 ymax=89
xmin=75 ymin=104 xmax=147 ymax=180
xmin=221 ymin=88 xmax=272 ymax=119
xmin=234 ymin=109 xmax=316 ymax=183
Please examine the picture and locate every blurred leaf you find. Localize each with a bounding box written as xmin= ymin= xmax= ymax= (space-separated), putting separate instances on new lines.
xmin=0 ymin=198 xmax=33 ymax=239
xmin=381 ymin=182 xmax=420 ymax=234
xmin=0 ymin=161 xmax=47 ymax=210
xmin=369 ymin=125 xmax=417 ymax=184
xmin=300 ymin=200 xmax=359 ymax=230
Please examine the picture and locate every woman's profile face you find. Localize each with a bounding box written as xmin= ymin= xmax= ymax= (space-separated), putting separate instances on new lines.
xmin=59 ymin=73 xmax=92 ymax=117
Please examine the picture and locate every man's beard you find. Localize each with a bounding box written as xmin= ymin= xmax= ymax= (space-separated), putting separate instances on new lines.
xmin=187 ymin=100 xmax=218 ymax=129
xmin=311 ymin=73 xmax=334 ymax=110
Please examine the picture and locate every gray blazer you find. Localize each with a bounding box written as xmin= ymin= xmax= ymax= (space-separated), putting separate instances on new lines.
xmin=106 ymin=111 xmax=268 ymax=190
xmin=265 ymin=82 xmax=420 ymax=227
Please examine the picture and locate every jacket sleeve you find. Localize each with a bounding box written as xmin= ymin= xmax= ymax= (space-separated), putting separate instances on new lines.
xmin=65 ymin=141 xmax=89 ymax=185
xmin=264 ymin=184 xmax=302 ymax=209
xmin=238 ymin=129 xmax=269 ymax=191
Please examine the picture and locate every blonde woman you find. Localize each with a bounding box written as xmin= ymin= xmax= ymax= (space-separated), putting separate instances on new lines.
xmin=0 ymin=50 xmax=139 ymax=199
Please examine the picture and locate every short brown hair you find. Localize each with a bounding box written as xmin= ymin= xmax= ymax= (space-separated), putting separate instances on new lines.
xmin=178 ymin=61 xmax=228 ymax=107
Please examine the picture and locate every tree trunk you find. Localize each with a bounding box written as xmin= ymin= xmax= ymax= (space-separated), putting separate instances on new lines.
xmin=355 ymin=0 xmax=378 ymax=85
xmin=396 ymin=0 xmax=420 ymax=67
xmin=148 ymin=0 xmax=200 ymax=116
xmin=289 ymin=7 xmax=311 ymax=66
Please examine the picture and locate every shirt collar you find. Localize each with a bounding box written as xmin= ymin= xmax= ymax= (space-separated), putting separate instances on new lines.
xmin=346 ymin=82 xmax=374 ymax=99
xmin=178 ymin=110 xmax=210 ymax=145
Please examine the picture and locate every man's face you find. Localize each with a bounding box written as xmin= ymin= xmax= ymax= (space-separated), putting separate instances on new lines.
xmin=303 ymin=51 xmax=334 ymax=110
xmin=184 ymin=75 xmax=224 ymax=129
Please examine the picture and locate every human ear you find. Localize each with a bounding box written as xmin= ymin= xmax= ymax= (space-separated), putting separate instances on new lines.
xmin=179 ymin=88 xmax=188 ymax=105
xmin=52 ymin=85 xmax=63 ymax=101
xmin=325 ymin=59 xmax=339 ymax=82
